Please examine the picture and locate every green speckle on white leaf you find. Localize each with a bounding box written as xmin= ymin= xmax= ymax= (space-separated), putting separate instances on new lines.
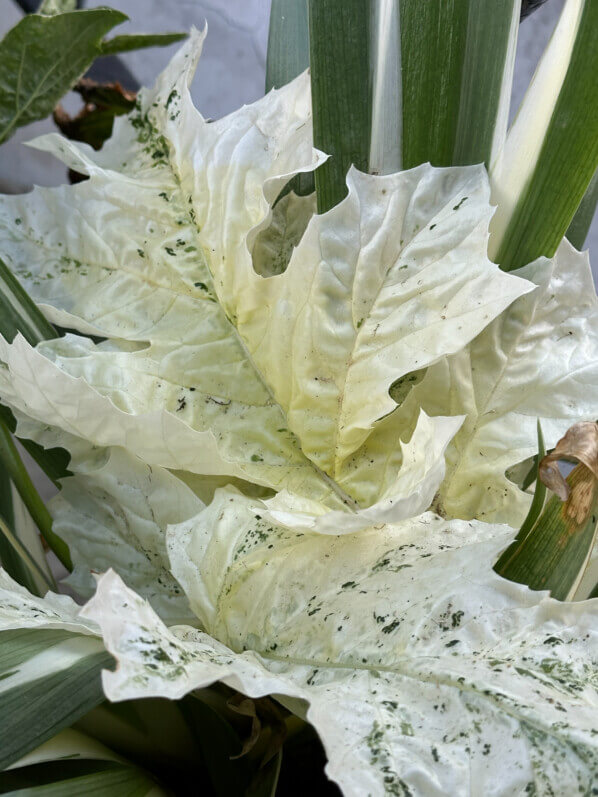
xmin=0 ymin=27 xmax=596 ymax=797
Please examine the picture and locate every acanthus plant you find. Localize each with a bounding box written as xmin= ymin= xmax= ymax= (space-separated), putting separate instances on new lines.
xmin=0 ymin=2 xmax=597 ymax=795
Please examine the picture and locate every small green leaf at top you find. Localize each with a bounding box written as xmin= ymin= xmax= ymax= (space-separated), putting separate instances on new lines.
xmin=0 ymin=8 xmax=127 ymax=145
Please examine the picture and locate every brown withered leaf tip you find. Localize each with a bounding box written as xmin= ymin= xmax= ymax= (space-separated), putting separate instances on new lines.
xmin=539 ymin=421 xmax=598 ymax=503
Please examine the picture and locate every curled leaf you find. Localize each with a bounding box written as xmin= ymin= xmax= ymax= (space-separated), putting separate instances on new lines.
xmin=539 ymin=421 xmax=598 ymax=502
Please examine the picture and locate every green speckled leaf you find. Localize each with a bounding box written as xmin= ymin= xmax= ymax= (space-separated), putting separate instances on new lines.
xmin=82 ymin=491 xmax=598 ymax=797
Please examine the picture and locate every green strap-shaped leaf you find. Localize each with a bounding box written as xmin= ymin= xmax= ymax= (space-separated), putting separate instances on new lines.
xmin=0 ymin=766 xmax=157 ymax=796
xmin=0 ymin=406 xmax=70 ymax=488
xmin=0 ymin=420 xmax=71 ymax=569
xmin=265 ymin=0 xmax=313 ymax=196
xmin=566 ymin=167 xmax=598 ymax=250
xmin=0 ymin=513 xmax=54 ymax=596
xmin=0 ymin=8 xmax=127 ymax=144
xmin=0 ymin=257 xmax=56 ymax=347
xmin=0 ymin=728 xmax=163 ymax=796
xmin=495 ymin=464 xmax=598 ymax=600
xmin=0 ymin=629 xmax=112 ymax=770
xmin=100 ymin=33 xmax=187 ymax=57
xmin=400 ymin=0 xmax=520 ymax=169
xmin=490 ymin=0 xmax=598 ymax=269
xmin=0 ymin=255 xmax=70 ymax=486
xmin=0 ymin=472 xmax=39 ymax=594
xmin=266 ymin=0 xmax=309 ymax=92
xmin=308 ymin=0 xmax=371 ymax=212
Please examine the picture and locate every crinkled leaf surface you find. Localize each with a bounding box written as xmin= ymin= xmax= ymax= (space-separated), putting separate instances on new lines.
xmin=392 ymin=239 xmax=598 ymax=526
xmin=50 ymin=444 xmax=203 ymax=624
xmin=0 ymin=30 xmax=596 ymax=797
xmin=0 ymin=28 xmax=530 ymax=514
xmin=81 ymin=489 xmax=598 ymax=797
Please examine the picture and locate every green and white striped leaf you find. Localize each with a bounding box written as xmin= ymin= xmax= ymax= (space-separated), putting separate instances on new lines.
xmin=400 ymin=0 xmax=520 ymax=169
xmin=0 ymin=485 xmax=54 ymax=596
xmin=2 ymin=728 xmax=164 ymax=796
xmin=490 ymin=0 xmax=598 ymax=268
xmin=0 ymin=572 xmax=111 ymax=770
xmin=0 ymin=257 xmax=56 ymax=348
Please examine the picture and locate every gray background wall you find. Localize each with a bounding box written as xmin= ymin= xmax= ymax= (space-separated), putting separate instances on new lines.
xmin=1 ymin=0 xmax=596 ymax=265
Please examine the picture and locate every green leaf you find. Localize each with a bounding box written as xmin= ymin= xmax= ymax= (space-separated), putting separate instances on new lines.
xmin=512 ymin=420 xmax=546 ymax=543
xmin=0 ymin=8 xmax=127 ymax=145
xmin=0 ymin=728 xmax=163 ymax=796
xmin=0 ymin=257 xmax=56 ymax=347
xmin=0 ymin=406 xmax=70 ymax=488
xmin=100 ymin=32 xmax=187 ymax=57
xmin=566 ymin=166 xmax=598 ymax=250
xmin=400 ymin=0 xmax=520 ymax=169
xmin=181 ymin=696 xmax=251 ymax=796
xmin=308 ymin=0 xmax=372 ymax=212
xmin=38 ymin=0 xmax=78 ymax=14
xmin=0 ymin=572 xmax=112 ymax=770
xmin=495 ymin=464 xmax=598 ymax=600
xmin=266 ymin=0 xmax=313 ymax=195
xmin=0 ymin=473 xmax=40 ymax=595
xmin=246 ymin=750 xmax=282 ymax=797
xmin=490 ymin=0 xmax=598 ymax=269
xmin=266 ymin=0 xmax=309 ymax=92
xmin=0 ymin=514 xmax=54 ymax=596
xmin=0 ymin=419 xmax=71 ymax=570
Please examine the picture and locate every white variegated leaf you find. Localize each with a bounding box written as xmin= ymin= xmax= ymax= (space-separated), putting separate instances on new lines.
xmin=391 ymin=240 xmax=598 ymax=525
xmin=49 ymin=446 xmax=203 ymax=624
xmin=0 ymin=30 xmax=531 ymax=513
xmin=82 ymin=491 xmax=598 ymax=797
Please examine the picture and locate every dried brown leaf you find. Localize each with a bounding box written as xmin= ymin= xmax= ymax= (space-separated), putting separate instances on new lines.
xmin=539 ymin=421 xmax=598 ymax=501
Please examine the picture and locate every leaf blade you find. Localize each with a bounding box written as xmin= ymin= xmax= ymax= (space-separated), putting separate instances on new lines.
xmin=495 ymin=463 xmax=598 ymax=599
xmin=490 ymin=0 xmax=598 ymax=268
xmin=308 ymin=0 xmax=372 ymax=212
xmin=100 ymin=32 xmax=187 ymax=57
xmin=0 ymin=8 xmax=127 ymax=144
xmin=266 ymin=0 xmax=309 ymax=92
xmin=400 ymin=0 xmax=520 ymax=169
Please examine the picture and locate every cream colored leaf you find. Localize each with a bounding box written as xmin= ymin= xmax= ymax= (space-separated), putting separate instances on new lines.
xmin=0 ymin=31 xmax=531 ymax=510
xmin=393 ymin=240 xmax=598 ymax=525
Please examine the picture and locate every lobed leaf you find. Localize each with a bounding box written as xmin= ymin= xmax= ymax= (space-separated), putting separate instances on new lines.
xmin=391 ymin=240 xmax=598 ymax=526
xmin=80 ymin=491 xmax=598 ymax=796
xmin=0 ymin=30 xmax=530 ymax=517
